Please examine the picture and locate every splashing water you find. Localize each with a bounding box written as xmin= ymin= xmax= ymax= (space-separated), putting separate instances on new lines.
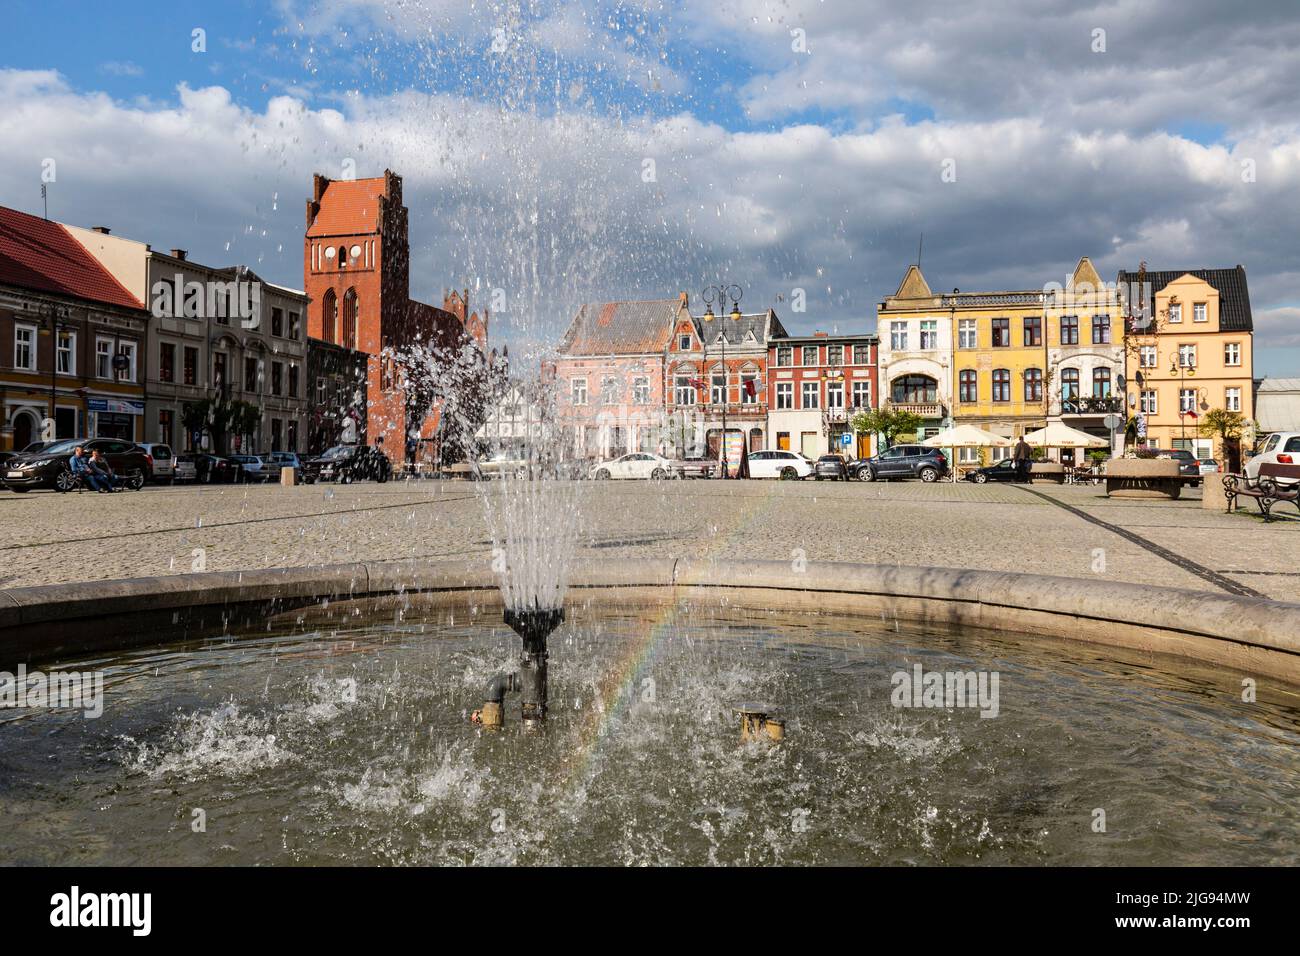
xmin=479 ymin=472 xmax=582 ymax=612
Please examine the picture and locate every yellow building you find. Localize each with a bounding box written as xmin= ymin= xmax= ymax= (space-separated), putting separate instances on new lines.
xmin=1118 ymin=267 xmax=1255 ymax=467
xmin=948 ymin=285 xmax=1049 ymax=444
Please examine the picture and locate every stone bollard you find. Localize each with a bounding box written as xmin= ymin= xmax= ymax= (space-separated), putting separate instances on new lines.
xmin=280 ymin=466 xmax=297 ymax=487
xmin=1202 ymin=472 xmax=1229 ymax=512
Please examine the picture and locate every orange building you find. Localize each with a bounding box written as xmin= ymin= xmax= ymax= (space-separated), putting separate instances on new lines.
xmin=303 ymin=170 xmax=490 ymax=464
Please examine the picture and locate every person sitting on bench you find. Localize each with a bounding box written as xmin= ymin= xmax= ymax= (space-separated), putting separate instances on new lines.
xmin=88 ymin=449 xmax=117 ymax=493
xmin=69 ymin=446 xmax=107 ymax=492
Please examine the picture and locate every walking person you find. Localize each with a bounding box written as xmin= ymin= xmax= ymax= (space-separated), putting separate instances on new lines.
xmin=1012 ymin=436 xmax=1032 ymax=484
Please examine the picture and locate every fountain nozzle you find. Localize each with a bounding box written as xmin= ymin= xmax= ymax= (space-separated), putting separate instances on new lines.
xmin=500 ymin=605 xmax=565 ymax=730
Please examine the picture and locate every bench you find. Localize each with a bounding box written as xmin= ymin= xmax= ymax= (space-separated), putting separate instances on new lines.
xmin=1223 ymin=463 xmax=1300 ymax=522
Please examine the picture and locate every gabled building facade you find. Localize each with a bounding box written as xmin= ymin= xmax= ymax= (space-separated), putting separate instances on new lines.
xmin=876 ymin=265 xmax=952 ymax=438
xmin=1119 ymin=266 xmax=1255 ymax=464
xmin=767 ymin=331 xmax=878 ymax=459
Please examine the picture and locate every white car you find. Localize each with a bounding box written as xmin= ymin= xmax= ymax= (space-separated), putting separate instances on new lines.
xmin=1246 ymin=432 xmax=1300 ymax=487
xmin=590 ymin=453 xmax=680 ymax=480
xmin=747 ymin=449 xmax=814 ymax=480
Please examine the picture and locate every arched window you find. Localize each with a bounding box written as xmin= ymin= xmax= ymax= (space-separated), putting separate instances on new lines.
xmin=1092 ymin=366 xmax=1111 ymax=398
xmin=342 ymin=288 xmax=358 ymax=350
xmin=991 ymin=369 xmax=1011 ymax=403
xmin=337 ymin=246 xmax=348 ymax=269
xmin=321 ymin=289 xmax=338 ymax=344
xmin=890 ymin=374 xmax=937 ymax=404
xmin=1024 ymin=367 xmax=1043 ymax=402
xmin=958 ymin=369 xmax=977 ymax=403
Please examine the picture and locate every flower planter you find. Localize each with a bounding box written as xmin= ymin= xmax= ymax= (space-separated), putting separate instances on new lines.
xmin=1103 ymin=458 xmax=1181 ymax=499
xmin=1030 ymin=462 xmax=1066 ymax=484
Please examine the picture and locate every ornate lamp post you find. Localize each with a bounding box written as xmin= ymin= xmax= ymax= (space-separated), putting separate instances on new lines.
xmin=702 ymin=284 xmax=742 ymax=478
xmin=1171 ymin=352 xmax=1196 ymax=448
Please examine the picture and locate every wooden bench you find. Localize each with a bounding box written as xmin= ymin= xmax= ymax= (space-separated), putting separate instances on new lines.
xmin=1223 ymin=463 xmax=1300 ymax=522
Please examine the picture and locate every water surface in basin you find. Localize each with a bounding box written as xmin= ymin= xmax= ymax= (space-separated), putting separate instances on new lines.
xmin=2 ymin=605 xmax=1296 ymax=865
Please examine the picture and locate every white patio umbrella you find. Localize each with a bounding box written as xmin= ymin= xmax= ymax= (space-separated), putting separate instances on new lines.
xmin=924 ymin=425 xmax=1012 ymax=480
xmin=1021 ymin=421 xmax=1109 ymax=448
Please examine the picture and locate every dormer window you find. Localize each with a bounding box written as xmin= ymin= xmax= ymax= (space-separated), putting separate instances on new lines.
xmin=679 ymin=334 xmax=691 ymax=350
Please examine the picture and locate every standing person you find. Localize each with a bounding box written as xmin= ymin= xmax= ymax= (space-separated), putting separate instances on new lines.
xmin=68 ymin=446 xmax=102 ymax=492
xmin=88 ymin=449 xmax=117 ymax=493
xmin=1012 ymin=436 xmax=1032 ymax=484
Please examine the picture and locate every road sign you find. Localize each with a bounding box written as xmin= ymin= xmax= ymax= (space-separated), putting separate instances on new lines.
xmin=1103 ymin=414 xmax=1123 ymax=431
xmin=840 ymin=432 xmax=853 ymax=447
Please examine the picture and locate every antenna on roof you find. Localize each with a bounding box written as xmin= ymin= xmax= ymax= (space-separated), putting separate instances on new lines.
xmin=916 ymin=233 xmax=923 ymax=269
xmin=41 ymin=183 xmax=48 ymax=220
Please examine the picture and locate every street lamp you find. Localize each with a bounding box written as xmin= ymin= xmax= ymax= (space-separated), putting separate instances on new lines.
xmin=1170 ymin=353 xmax=1196 ymax=447
xmin=702 ymin=284 xmax=742 ymax=478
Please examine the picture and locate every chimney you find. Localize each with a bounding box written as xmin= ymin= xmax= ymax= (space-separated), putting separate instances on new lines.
xmin=91 ymin=226 xmax=110 ymax=235
xmin=814 ymin=330 xmax=828 ymax=337
xmin=170 ymin=249 xmax=188 ymax=261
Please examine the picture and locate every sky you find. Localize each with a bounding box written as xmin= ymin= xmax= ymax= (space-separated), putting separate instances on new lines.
xmin=1 ymin=0 xmax=1297 ymax=375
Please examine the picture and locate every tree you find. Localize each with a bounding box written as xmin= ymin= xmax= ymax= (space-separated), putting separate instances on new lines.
xmin=229 ymin=401 xmax=262 ymax=452
xmin=851 ymin=406 xmax=923 ymax=449
xmin=1198 ymin=408 xmax=1250 ymax=471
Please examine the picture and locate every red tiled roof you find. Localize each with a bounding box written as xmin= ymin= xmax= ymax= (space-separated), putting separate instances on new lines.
xmin=0 ymin=205 xmax=143 ymax=310
xmin=559 ymin=299 xmax=679 ymax=355
xmin=307 ymin=177 xmax=387 ymax=238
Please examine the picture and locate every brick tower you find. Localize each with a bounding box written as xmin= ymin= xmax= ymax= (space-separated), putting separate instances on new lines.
xmin=304 ymin=169 xmax=485 ymax=462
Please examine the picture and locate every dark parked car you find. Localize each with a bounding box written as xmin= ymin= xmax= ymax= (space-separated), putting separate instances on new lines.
xmin=2 ymin=438 xmax=150 ymax=492
xmin=1148 ymin=448 xmax=1202 ymax=486
xmin=309 ymin=445 xmax=392 ymax=483
xmin=813 ymin=454 xmax=850 ymax=480
xmin=20 ymin=441 xmax=58 ymax=455
xmin=964 ymin=459 xmax=1025 ymax=484
xmin=849 ymin=444 xmax=949 ymax=482
xmin=180 ymin=453 xmax=239 ymax=484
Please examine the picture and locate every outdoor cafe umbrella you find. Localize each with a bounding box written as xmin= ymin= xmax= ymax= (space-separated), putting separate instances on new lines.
xmin=1021 ymin=421 xmax=1109 ymax=448
xmin=923 ymin=425 xmax=1011 ymax=481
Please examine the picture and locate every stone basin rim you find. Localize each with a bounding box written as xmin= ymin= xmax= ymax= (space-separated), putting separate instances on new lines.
xmin=1 ymin=558 xmax=1297 ymax=684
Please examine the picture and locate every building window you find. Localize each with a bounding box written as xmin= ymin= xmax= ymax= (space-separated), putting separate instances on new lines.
xmin=316 ymin=377 xmax=327 ymax=405
xmin=1140 ymin=389 xmax=1158 ymax=414
xmin=572 ymin=378 xmax=589 ymax=406
xmin=775 ymin=346 xmax=792 ymax=367
xmin=1024 ymin=367 xmax=1043 ymax=402
xmin=271 ymin=362 xmax=284 ymax=396
xmin=1092 ymin=314 xmax=1111 ymax=344
xmin=679 ymin=334 xmax=692 ymax=351
xmin=959 ymin=369 xmax=977 ymax=403
xmin=890 ymin=322 xmax=908 ymax=351
xmin=271 ymin=418 xmax=282 ymax=452
xmin=741 ymin=371 xmax=758 ymax=404
xmin=711 ymin=371 xmax=727 ymax=405
xmin=288 ymin=420 xmax=298 ymax=452
xmin=159 ymin=342 xmax=175 ymax=383
xmin=246 ymin=356 xmax=260 ymax=393
xmin=116 ymin=342 xmax=137 ymax=382
xmin=852 ymin=344 xmax=871 ymax=364
xmin=1168 ymin=302 xmax=1182 ymax=323
xmin=289 ymin=365 xmax=299 ymax=399
xmin=180 ymin=345 xmax=199 ymax=386
xmin=289 ymin=312 xmax=300 ymax=339
xmin=801 ymin=345 xmax=818 ymax=366
xmin=1061 ymin=368 xmax=1080 ymax=406
xmin=1226 ymin=387 xmax=1241 ymax=412
xmin=673 ymin=376 xmax=693 ymax=406
xmin=826 ymin=381 xmax=844 ymax=408
xmin=1023 ymin=317 xmax=1042 ymax=347
xmin=958 ymin=319 xmax=976 ymax=350
xmin=1224 ymin=342 xmax=1241 ymax=366
xmin=801 ymin=381 xmax=820 ymax=409
xmin=341 ymin=289 xmax=358 ymax=350
xmin=158 ymin=409 xmax=173 ymax=445
xmin=1178 ymin=344 xmax=1197 ymax=368
xmin=991 ymin=368 xmax=1011 ymax=402
xmin=852 ymin=381 xmax=871 ymax=408
xmin=96 ymin=338 xmax=113 ymax=378
xmin=991 ymin=318 xmax=1010 ymax=348
xmin=633 ymin=377 xmax=650 ymax=404
xmin=1179 ymin=388 xmax=1196 ymax=413
xmin=321 ymin=289 xmax=338 ymax=344
xmin=271 ymin=308 xmax=284 ymax=337
xmin=891 ymin=374 xmax=937 ymax=405
xmin=1060 ymin=315 xmax=1079 ymax=345
xmin=14 ymin=324 xmax=36 ymax=370
xmin=920 ymin=321 xmax=937 ymax=350
xmin=1193 ymin=302 xmax=1207 ymax=322
xmin=57 ymin=330 xmax=75 ymax=374
xmin=1092 ymin=366 xmax=1111 ymax=398
xmin=776 ymin=382 xmax=793 ymax=409
xmin=827 ymin=344 xmax=843 ymax=366
xmin=213 ymin=352 xmax=227 ymax=390
xmin=601 ymin=375 xmax=618 ymax=405
xmin=1140 ymin=345 xmax=1158 ymax=368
